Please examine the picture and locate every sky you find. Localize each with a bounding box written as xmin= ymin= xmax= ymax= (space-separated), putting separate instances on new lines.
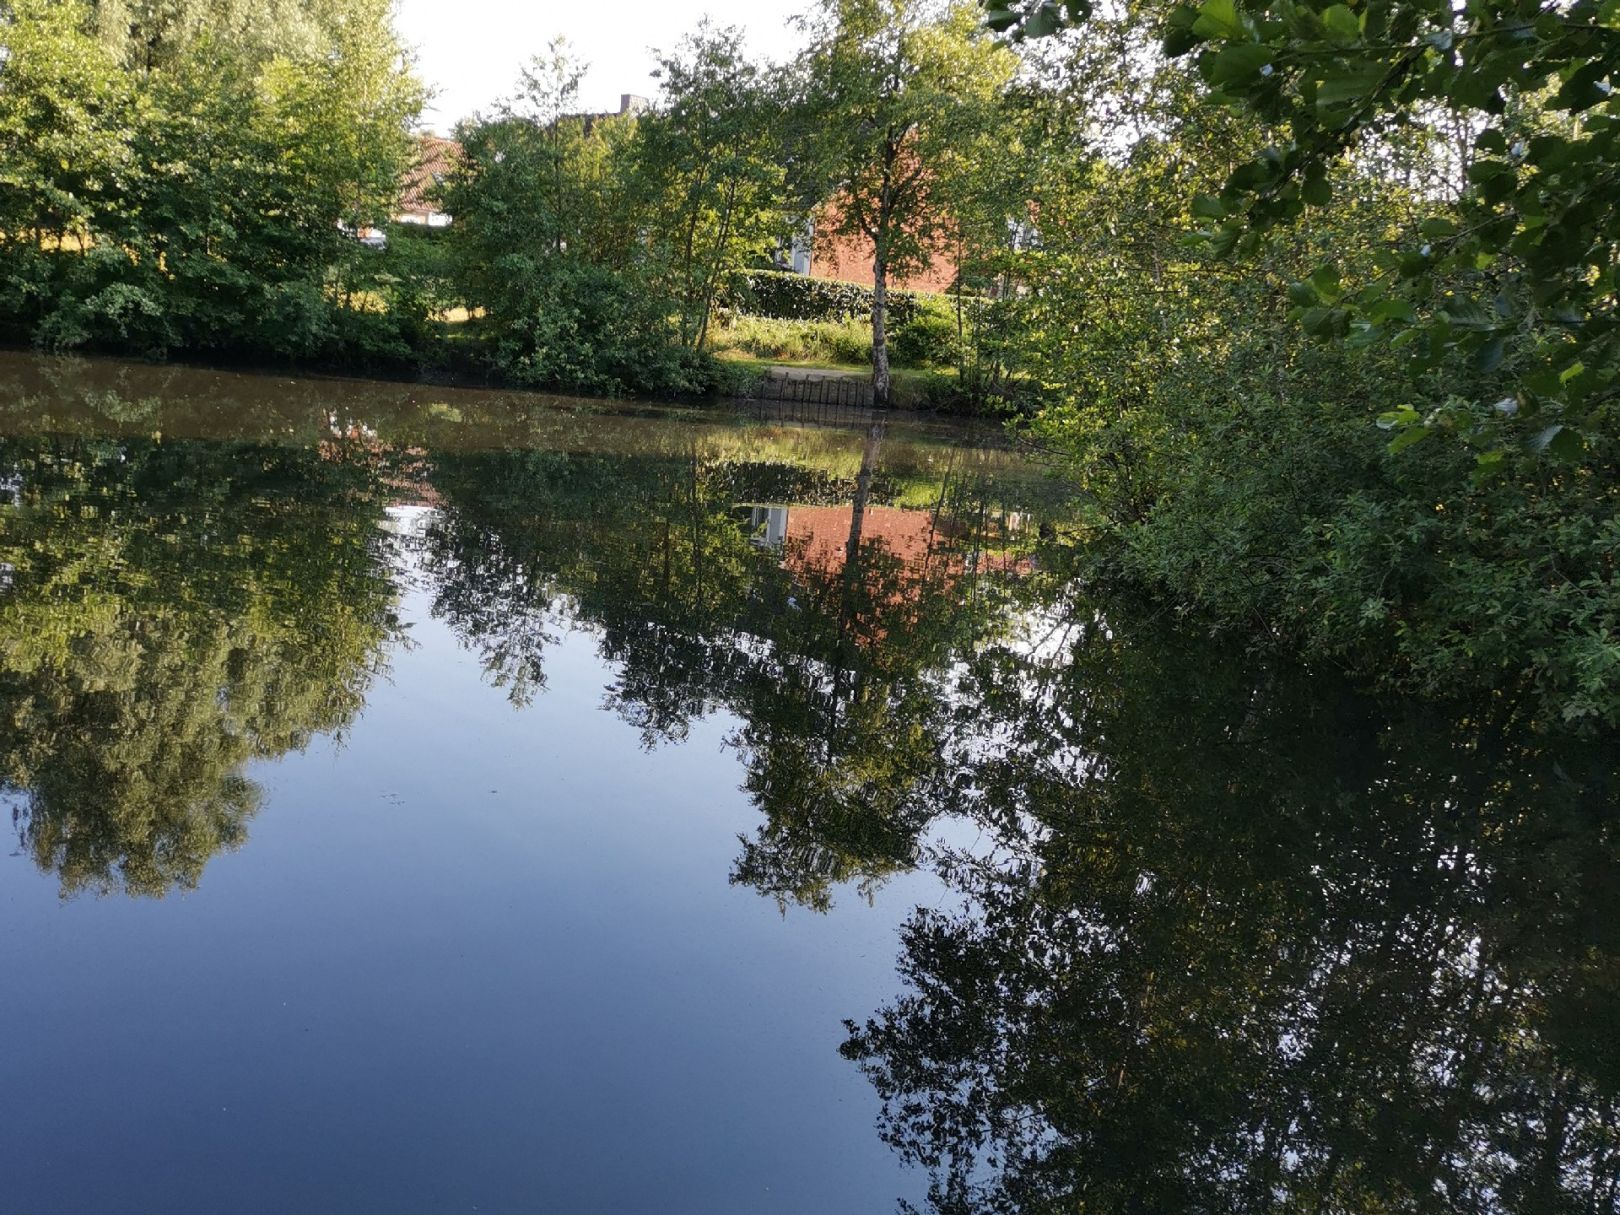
xmin=394 ymin=0 xmax=809 ymax=133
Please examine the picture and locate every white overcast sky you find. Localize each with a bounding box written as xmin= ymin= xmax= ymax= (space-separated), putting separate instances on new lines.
xmin=394 ymin=0 xmax=810 ymax=133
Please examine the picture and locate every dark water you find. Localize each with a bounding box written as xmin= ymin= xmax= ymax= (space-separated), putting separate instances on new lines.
xmin=0 ymin=353 xmax=1615 ymax=1214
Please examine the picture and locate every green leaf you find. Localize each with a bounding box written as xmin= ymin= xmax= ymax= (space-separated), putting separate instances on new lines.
xmin=1192 ymin=0 xmax=1245 ymax=39
xmin=1470 ymin=449 xmax=1507 ymax=483
xmin=1315 ymin=63 xmax=1388 ymax=109
xmin=1301 ymin=305 xmax=1342 ymax=335
xmin=1369 ymin=297 xmax=1415 ymax=323
xmin=1554 ymin=61 xmax=1611 ymax=112
xmin=1529 ymin=423 xmax=1585 ymax=459
xmin=1025 ymin=4 xmax=1062 ymax=37
xmin=1388 ymin=424 xmax=1431 ymax=453
xmin=1301 ymin=171 xmax=1331 ymax=206
xmin=1320 ymin=4 xmax=1361 ymax=41
xmin=1164 ymin=24 xmax=1202 ymax=54
xmin=1207 ymin=223 xmax=1241 ymax=257
xmin=1466 ymin=159 xmax=1512 ymax=183
xmin=1441 ymin=299 xmax=1491 ymax=329
xmin=1209 ymin=43 xmax=1272 ymax=85
xmin=1309 ymin=262 xmax=1342 ymax=302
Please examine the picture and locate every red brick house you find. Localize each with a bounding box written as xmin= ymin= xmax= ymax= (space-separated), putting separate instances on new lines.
xmin=396 ymin=134 xmax=460 ymax=227
xmin=797 ymin=204 xmax=961 ymax=295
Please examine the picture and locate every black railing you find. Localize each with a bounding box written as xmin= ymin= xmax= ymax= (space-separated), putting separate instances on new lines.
xmin=737 ymin=370 xmax=878 ymax=426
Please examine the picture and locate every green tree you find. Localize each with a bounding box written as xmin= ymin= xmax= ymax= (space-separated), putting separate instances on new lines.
xmin=988 ymin=0 xmax=1620 ymax=464
xmin=0 ymin=0 xmax=422 ymax=360
xmin=91 ymin=0 xmax=342 ymax=73
xmin=636 ymin=23 xmax=796 ymax=350
xmin=973 ymin=0 xmax=1620 ymax=724
xmin=441 ymin=42 xmax=708 ymax=394
xmin=0 ymin=0 xmax=135 ymax=338
xmin=795 ymin=0 xmax=1018 ymax=406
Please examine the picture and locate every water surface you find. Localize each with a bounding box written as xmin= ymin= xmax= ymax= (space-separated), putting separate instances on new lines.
xmin=0 ymin=353 xmax=1614 ymax=1214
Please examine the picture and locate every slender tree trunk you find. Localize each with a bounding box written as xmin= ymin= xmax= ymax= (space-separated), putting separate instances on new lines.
xmin=677 ymin=163 xmax=711 ymax=344
xmin=871 ymin=249 xmax=891 ymax=409
xmin=694 ymin=178 xmax=738 ymax=351
xmin=954 ymin=236 xmax=967 ymax=386
xmin=830 ymin=421 xmax=886 ymax=728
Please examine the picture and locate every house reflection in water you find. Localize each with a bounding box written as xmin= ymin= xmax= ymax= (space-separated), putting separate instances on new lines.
xmin=741 ymin=498 xmax=1023 ymax=586
xmin=749 ymin=504 xmax=792 ymax=550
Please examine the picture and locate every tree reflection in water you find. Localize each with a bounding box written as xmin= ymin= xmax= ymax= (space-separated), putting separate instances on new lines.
xmin=418 ymin=419 xmax=1047 ymax=911
xmin=840 ymin=599 xmax=1620 ymax=1214
xmin=0 ymin=427 xmax=400 ymax=896
xmin=0 ymin=357 xmax=1053 ymax=904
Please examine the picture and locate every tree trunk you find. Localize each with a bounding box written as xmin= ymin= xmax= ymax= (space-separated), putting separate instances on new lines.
xmin=844 ymin=421 xmax=885 ymax=571
xmin=832 ymin=421 xmax=886 ymax=714
xmin=694 ymin=178 xmax=738 ymax=351
xmin=871 ymin=253 xmax=892 ymax=409
xmin=677 ymin=162 xmax=711 ymax=345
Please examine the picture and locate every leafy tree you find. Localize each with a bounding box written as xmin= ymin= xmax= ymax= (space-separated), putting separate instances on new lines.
xmin=441 ymin=42 xmax=710 ymax=394
xmin=0 ymin=0 xmax=132 ymax=250
xmin=90 ymin=0 xmax=343 ymax=72
xmin=987 ymin=0 xmax=1619 ymax=463
xmin=0 ymin=0 xmax=423 ymax=360
xmin=974 ymin=0 xmax=1619 ymax=725
xmin=795 ymin=0 xmax=1018 ymax=406
xmin=636 ymin=23 xmax=796 ymax=350
xmin=1158 ymin=0 xmax=1620 ymax=469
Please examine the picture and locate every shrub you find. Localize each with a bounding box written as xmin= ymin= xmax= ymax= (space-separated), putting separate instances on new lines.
xmin=30 ymin=247 xmax=179 ymax=356
xmin=325 ymin=305 xmax=418 ymax=368
xmin=372 ymin=225 xmax=458 ymax=345
xmin=486 ymin=259 xmax=711 ymax=397
xmin=725 ymin=268 xmax=930 ymax=327
xmin=1093 ymin=387 xmax=1620 ymax=728
xmin=890 ymin=301 xmax=960 ymax=367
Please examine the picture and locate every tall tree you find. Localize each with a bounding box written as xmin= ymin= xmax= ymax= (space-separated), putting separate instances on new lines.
xmin=441 ymin=42 xmax=711 ymax=394
xmin=0 ymin=0 xmax=132 ymax=253
xmin=795 ymin=0 xmax=1017 ymax=406
xmin=0 ymin=0 xmax=422 ymax=357
xmin=636 ymin=23 xmax=795 ymax=350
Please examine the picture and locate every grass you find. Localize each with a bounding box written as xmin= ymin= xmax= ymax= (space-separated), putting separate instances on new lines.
xmin=715 ymin=349 xmax=871 ymax=375
xmin=708 ymin=315 xmax=874 ymax=366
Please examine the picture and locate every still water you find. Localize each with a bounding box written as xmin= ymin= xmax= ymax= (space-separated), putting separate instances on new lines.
xmin=0 ymin=353 xmax=1614 ymax=1214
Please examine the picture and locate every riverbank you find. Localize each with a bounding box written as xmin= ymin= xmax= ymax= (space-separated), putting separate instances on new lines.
xmin=0 ymin=333 xmax=1001 ymax=421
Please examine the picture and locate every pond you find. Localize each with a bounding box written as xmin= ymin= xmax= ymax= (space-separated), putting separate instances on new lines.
xmin=0 ymin=352 xmax=1615 ymax=1214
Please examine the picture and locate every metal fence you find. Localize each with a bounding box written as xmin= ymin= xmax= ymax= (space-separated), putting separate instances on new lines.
xmin=737 ymin=370 xmax=878 ymax=426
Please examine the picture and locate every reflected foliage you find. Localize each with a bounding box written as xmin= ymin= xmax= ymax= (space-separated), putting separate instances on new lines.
xmin=0 ymin=418 xmax=399 ymax=896
xmin=416 ymin=420 xmax=1054 ymax=910
xmin=841 ymin=602 xmax=1620 ymax=1214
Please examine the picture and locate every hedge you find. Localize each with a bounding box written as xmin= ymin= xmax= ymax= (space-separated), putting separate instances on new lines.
xmin=723 ymin=269 xmax=932 ymax=327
